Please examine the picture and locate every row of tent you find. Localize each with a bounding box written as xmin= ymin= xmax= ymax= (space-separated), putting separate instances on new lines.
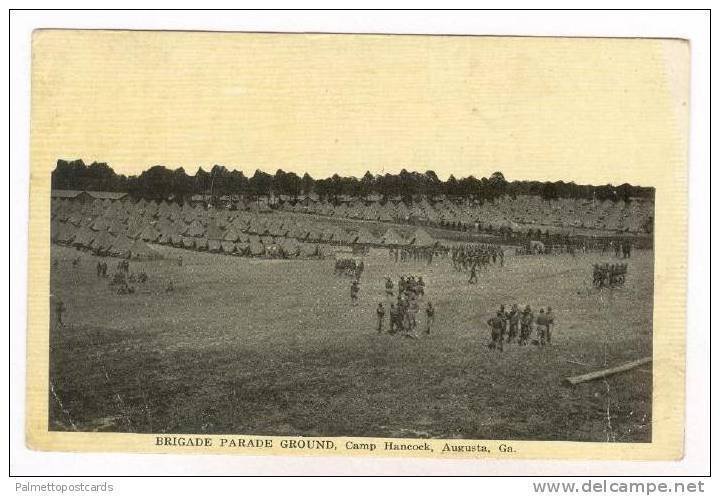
xmin=52 ymin=221 xmax=334 ymax=259
xmin=51 ymin=201 xmax=439 ymax=259
xmin=52 ymin=190 xmax=654 ymax=234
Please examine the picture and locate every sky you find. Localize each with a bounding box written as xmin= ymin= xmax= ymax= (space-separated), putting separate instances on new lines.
xmin=31 ymin=31 xmax=688 ymax=185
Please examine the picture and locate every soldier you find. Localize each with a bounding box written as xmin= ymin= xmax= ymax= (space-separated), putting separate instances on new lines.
xmin=468 ymin=263 xmax=478 ymax=284
xmin=499 ymin=304 xmax=508 ymax=334
xmin=178 ymin=255 xmax=183 ymax=267
xmin=385 ymin=277 xmax=394 ymax=296
xmin=487 ymin=311 xmax=505 ymax=352
xmin=546 ymin=307 xmax=555 ymax=344
xmin=425 ymin=301 xmax=435 ymax=334
xmin=507 ymin=304 xmax=520 ymax=343
xmin=417 ymin=276 xmax=425 ymax=297
xmin=376 ymin=303 xmax=385 ymax=333
xmin=520 ymin=305 xmax=534 ymax=345
xmin=389 ymin=303 xmax=398 ymax=334
xmin=102 ymin=261 xmax=108 ymax=277
xmin=55 ymin=298 xmax=66 ymax=327
xmin=408 ymin=296 xmax=419 ymax=334
xmin=536 ymin=308 xmax=549 ymax=346
xmin=96 ymin=261 xmax=103 ymax=278
xmin=350 ymin=280 xmax=360 ymax=305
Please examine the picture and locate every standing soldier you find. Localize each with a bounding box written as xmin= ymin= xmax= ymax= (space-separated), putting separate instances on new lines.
xmin=178 ymin=255 xmax=183 ymax=267
xmin=468 ymin=263 xmax=478 ymax=284
xmin=408 ymin=296 xmax=419 ymax=335
xmin=385 ymin=277 xmax=394 ymax=297
xmin=425 ymin=301 xmax=435 ymax=334
xmin=520 ymin=305 xmax=534 ymax=345
xmin=389 ymin=303 xmax=398 ymax=334
xmin=55 ymin=298 xmax=66 ymax=327
xmin=546 ymin=307 xmax=555 ymax=344
xmin=536 ymin=308 xmax=549 ymax=346
xmin=350 ymin=280 xmax=360 ymax=306
xmin=417 ymin=276 xmax=425 ymax=297
xmin=376 ymin=303 xmax=385 ymax=333
xmin=487 ymin=311 xmax=505 ymax=352
xmin=507 ymin=304 xmax=520 ymax=343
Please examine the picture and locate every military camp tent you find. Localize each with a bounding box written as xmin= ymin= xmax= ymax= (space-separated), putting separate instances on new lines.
xmin=351 ymin=228 xmax=378 ymax=245
xmin=129 ymin=238 xmax=160 ymax=259
xmin=409 ymin=227 xmax=436 ymax=247
xmin=208 ymin=239 xmax=222 ymax=253
xmin=280 ymin=237 xmax=300 ymax=257
xmin=108 ymin=234 xmax=133 ymax=258
xmin=248 ymin=236 xmax=265 ymax=256
xmin=381 ymin=227 xmax=406 ymax=246
xmin=219 ymin=240 xmax=236 ymax=254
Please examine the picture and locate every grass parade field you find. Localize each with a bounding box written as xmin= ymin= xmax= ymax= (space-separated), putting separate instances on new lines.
xmin=49 ymin=244 xmax=653 ymax=442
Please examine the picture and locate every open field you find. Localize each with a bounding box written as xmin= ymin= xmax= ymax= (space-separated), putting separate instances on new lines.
xmin=49 ymin=245 xmax=653 ymax=442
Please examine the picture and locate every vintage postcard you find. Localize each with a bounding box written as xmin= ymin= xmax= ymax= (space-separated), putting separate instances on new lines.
xmin=26 ymin=30 xmax=688 ymax=460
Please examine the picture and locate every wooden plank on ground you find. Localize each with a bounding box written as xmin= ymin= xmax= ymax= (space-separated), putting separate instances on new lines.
xmin=565 ymin=357 xmax=652 ymax=385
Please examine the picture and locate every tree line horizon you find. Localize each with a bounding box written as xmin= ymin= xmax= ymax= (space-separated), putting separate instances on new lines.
xmin=51 ymin=159 xmax=655 ymax=204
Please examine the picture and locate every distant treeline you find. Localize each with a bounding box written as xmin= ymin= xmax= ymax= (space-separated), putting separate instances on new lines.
xmin=52 ymin=159 xmax=655 ymax=203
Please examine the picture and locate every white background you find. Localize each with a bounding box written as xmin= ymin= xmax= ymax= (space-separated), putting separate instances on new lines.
xmin=5 ymin=6 xmax=712 ymax=490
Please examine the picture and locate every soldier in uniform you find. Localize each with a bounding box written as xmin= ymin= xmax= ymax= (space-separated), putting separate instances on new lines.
xmin=376 ymin=303 xmax=385 ymax=333
xmin=546 ymin=307 xmax=555 ymax=344
xmin=389 ymin=303 xmax=398 ymax=334
xmin=408 ymin=296 xmax=419 ymax=335
xmin=499 ymin=304 xmax=508 ymax=335
xmin=417 ymin=276 xmax=425 ymax=297
xmin=385 ymin=277 xmax=394 ymax=296
xmin=350 ymin=280 xmax=360 ymax=306
xmin=487 ymin=311 xmax=505 ymax=352
xmin=178 ymin=255 xmax=183 ymax=267
xmin=536 ymin=308 xmax=549 ymax=346
xmin=468 ymin=263 xmax=478 ymax=284
xmin=507 ymin=304 xmax=520 ymax=343
xmin=425 ymin=301 xmax=435 ymax=334
xmin=55 ymin=298 xmax=66 ymax=327
xmin=520 ymin=305 xmax=534 ymax=345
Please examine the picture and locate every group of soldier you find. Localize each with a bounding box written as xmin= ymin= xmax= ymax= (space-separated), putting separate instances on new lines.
xmin=389 ymin=246 xmax=441 ymax=266
xmin=514 ymin=242 xmax=577 ymax=256
xmin=451 ymin=244 xmax=505 ymax=279
xmin=375 ymin=299 xmax=435 ymax=338
xmin=486 ymin=304 xmax=555 ymax=352
xmin=384 ymin=274 xmax=426 ymax=298
xmin=336 ymin=258 xmax=365 ymax=279
xmin=602 ymin=240 xmax=633 ymax=258
xmin=592 ymin=263 xmax=628 ymax=288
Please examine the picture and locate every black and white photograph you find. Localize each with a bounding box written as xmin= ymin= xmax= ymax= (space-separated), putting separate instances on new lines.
xmin=37 ymin=30 xmax=669 ymax=446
